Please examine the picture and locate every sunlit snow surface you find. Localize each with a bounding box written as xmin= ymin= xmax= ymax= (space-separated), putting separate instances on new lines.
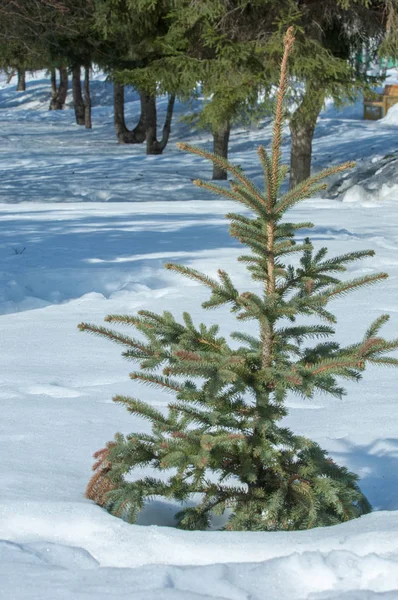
xmin=1 ymin=71 xmax=398 ymax=599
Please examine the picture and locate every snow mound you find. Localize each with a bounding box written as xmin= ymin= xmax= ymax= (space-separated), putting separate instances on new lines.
xmin=380 ymin=102 xmax=398 ymax=126
xmin=2 ymin=538 xmax=398 ymax=599
xmin=2 ymin=502 xmax=398 ymax=599
xmin=325 ymin=153 xmax=398 ymax=204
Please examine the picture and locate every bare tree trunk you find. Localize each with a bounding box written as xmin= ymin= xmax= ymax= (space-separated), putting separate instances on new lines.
xmin=57 ymin=67 xmax=68 ymax=108
xmin=17 ymin=68 xmax=26 ymax=91
xmin=49 ymin=67 xmax=68 ymax=110
xmin=144 ymin=95 xmax=158 ymax=153
xmin=159 ymin=94 xmax=175 ymax=151
xmin=113 ymin=83 xmax=147 ymax=143
xmin=50 ymin=68 xmax=57 ymax=101
xmin=72 ymin=65 xmax=85 ymax=125
xmin=83 ymin=65 xmax=92 ymax=129
xmin=6 ymin=68 xmax=16 ymax=84
xmin=113 ymin=82 xmax=126 ymax=141
xmin=134 ymin=91 xmax=148 ymax=140
xmin=212 ymin=121 xmax=231 ymax=180
xmin=146 ymin=94 xmax=175 ymax=155
xmin=289 ymin=85 xmax=325 ymax=189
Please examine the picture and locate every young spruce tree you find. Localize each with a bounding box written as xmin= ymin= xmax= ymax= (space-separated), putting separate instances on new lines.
xmin=79 ymin=28 xmax=398 ymax=532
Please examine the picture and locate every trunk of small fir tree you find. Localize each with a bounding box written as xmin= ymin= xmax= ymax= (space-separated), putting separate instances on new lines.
xmin=289 ymin=85 xmax=325 ymax=189
xmin=83 ymin=65 xmax=92 ymax=129
xmin=212 ymin=121 xmax=230 ymax=180
xmin=113 ymin=83 xmax=147 ymax=144
xmin=49 ymin=67 xmax=68 ymax=110
xmin=72 ymin=65 xmax=85 ymax=125
xmin=146 ymin=94 xmax=175 ymax=155
xmin=17 ymin=68 xmax=26 ymax=91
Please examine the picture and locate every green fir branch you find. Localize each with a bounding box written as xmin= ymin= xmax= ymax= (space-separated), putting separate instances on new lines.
xmin=365 ymin=314 xmax=390 ymax=339
xmin=129 ymin=372 xmax=185 ymax=394
xmin=326 ymin=273 xmax=388 ymax=299
xmin=78 ymin=322 xmax=151 ymax=353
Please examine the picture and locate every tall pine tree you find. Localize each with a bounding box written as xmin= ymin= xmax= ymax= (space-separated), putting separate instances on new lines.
xmin=79 ymin=28 xmax=398 ymax=532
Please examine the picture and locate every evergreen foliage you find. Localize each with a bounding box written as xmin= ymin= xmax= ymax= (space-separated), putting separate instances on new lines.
xmin=380 ymin=0 xmax=398 ymax=60
xmin=79 ymin=28 xmax=398 ymax=532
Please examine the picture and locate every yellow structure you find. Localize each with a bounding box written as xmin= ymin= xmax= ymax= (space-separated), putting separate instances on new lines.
xmin=363 ymin=85 xmax=398 ymax=120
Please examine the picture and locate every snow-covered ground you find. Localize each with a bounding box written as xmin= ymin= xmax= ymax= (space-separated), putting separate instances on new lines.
xmin=1 ymin=71 xmax=398 ymax=599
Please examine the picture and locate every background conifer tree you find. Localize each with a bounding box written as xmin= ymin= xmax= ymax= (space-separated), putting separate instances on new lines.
xmin=79 ymin=28 xmax=398 ymax=532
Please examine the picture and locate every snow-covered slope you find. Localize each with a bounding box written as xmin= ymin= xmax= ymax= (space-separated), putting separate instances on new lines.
xmin=1 ymin=72 xmax=398 ymax=600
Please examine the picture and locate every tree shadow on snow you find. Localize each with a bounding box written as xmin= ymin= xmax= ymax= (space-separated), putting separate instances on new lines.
xmin=333 ymin=437 xmax=398 ymax=511
xmin=126 ymin=437 xmax=398 ymax=528
xmin=0 ymin=211 xmax=239 ymax=311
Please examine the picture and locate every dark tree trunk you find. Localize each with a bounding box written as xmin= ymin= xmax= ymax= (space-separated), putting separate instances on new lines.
xmin=212 ymin=121 xmax=231 ymax=180
xmin=113 ymin=83 xmax=147 ymax=144
xmin=113 ymin=82 xmax=125 ymax=140
xmin=134 ymin=91 xmax=148 ymax=141
xmin=17 ymin=68 xmax=26 ymax=91
xmin=49 ymin=67 xmax=68 ymax=110
xmin=6 ymin=69 xmax=16 ymax=84
xmin=145 ymin=94 xmax=175 ymax=155
xmin=289 ymin=85 xmax=325 ymax=189
xmin=50 ymin=68 xmax=57 ymax=101
xmin=159 ymin=94 xmax=175 ymax=151
xmin=72 ymin=65 xmax=85 ymax=125
xmin=83 ymin=65 xmax=92 ymax=129
xmin=57 ymin=67 xmax=68 ymax=108
xmin=145 ymin=95 xmax=158 ymax=153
